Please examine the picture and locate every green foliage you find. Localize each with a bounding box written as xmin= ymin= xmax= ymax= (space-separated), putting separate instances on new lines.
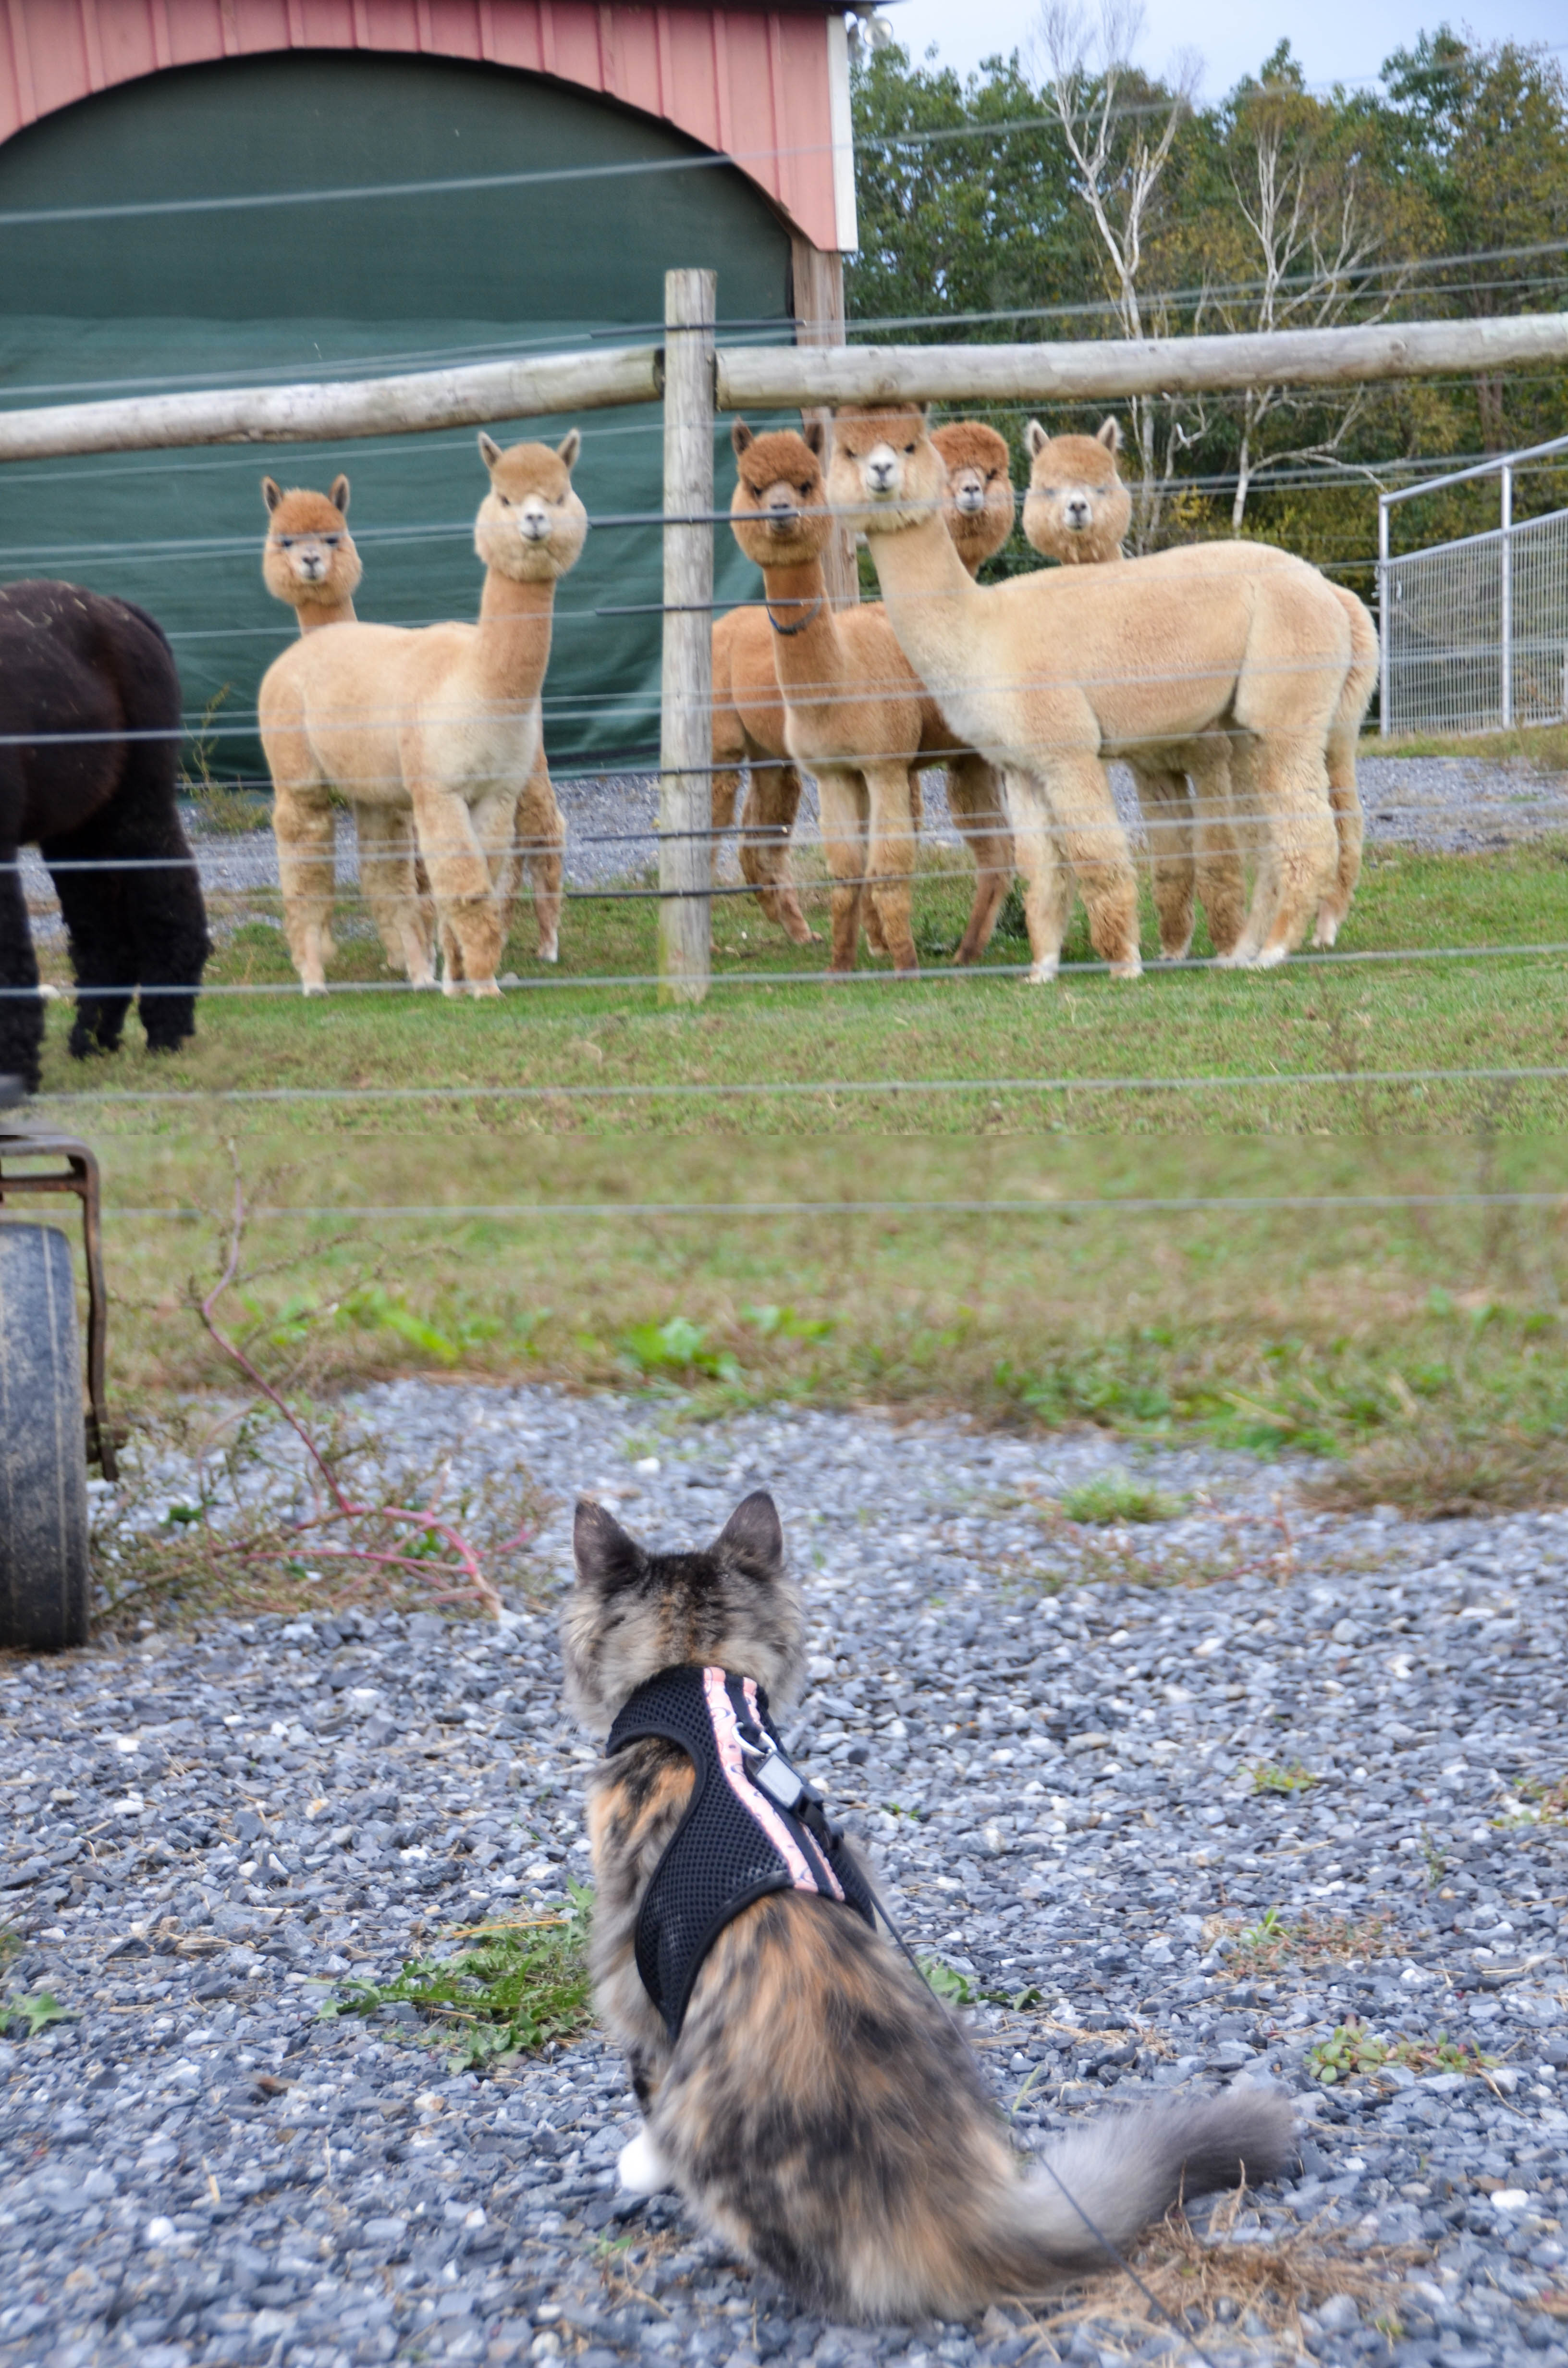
xmin=919 ymin=1958 xmax=1042 ymax=2011
xmin=740 ymin=1304 xmax=834 ymax=1344
xmin=618 ymin=1316 xmax=741 ymax=1384
xmin=0 ymin=1937 xmax=73 ymax=2041
xmin=1057 ymin=1468 xmax=1185 ymax=1525
xmin=323 ymin=1897 xmax=592 ymax=2068
xmin=1308 ymin=2016 xmax=1495 ymax=2085
xmin=1250 ymin=1759 xmax=1318 ymax=1794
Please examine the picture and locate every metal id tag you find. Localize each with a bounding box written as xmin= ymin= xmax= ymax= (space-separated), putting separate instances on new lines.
xmin=748 ymin=1748 xmax=807 ymax=1811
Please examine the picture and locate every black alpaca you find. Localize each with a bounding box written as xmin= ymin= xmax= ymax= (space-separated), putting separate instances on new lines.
xmin=0 ymin=580 xmax=211 ymax=1093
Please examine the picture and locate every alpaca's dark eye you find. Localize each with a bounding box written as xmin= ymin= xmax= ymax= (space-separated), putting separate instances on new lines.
xmin=903 ymin=442 xmax=916 ymax=453
xmin=798 ymin=482 xmax=812 ymax=496
xmin=499 ymin=495 xmax=511 ymax=506
xmin=278 ymin=536 xmax=295 ymax=549
xmin=322 ymin=535 xmax=341 ymax=548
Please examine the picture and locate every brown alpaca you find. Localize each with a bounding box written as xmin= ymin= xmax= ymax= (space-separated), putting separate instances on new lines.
xmin=720 ymin=422 xmax=1016 ymax=973
xmin=829 ymin=404 xmax=1356 ymax=977
xmin=261 ymin=475 xmax=565 ymax=974
xmin=259 ymin=432 xmax=585 ymax=997
xmin=1023 ymin=420 xmax=1377 ymax=954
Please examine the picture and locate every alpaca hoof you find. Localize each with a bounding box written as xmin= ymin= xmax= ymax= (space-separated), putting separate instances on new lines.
xmin=1158 ymin=935 xmax=1194 ymax=963
xmin=1311 ymin=906 xmax=1341 ymax=950
xmin=470 ymin=977 xmax=502 ymax=999
xmin=1109 ymin=955 xmax=1143 ymax=981
xmin=537 ymin=937 xmax=559 ymax=965
xmin=1253 ymin=942 xmax=1289 ymax=970
xmin=617 ymin=2126 xmax=673 ymax=2196
xmin=301 ymin=980 xmax=327 ymax=998
xmin=1028 ymin=958 xmax=1059 ymax=985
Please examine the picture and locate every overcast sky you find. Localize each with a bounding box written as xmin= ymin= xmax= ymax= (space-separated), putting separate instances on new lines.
xmin=880 ymin=0 xmax=1564 ymax=102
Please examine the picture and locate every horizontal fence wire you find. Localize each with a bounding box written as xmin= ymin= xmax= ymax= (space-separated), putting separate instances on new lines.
xmin=83 ymin=1192 xmax=1568 ymax=1221
xmin=29 ymin=1065 xmax=1568 ymax=1108
xmin=11 ymin=945 xmax=1568 ymax=1002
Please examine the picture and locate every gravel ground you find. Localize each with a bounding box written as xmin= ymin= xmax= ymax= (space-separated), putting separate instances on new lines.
xmin=5 ymin=1383 xmax=1568 ymax=2368
xmin=17 ymin=754 xmax=1568 ymax=945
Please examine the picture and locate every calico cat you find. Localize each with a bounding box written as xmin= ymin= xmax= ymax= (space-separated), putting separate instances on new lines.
xmin=562 ymin=1490 xmax=1293 ymax=2322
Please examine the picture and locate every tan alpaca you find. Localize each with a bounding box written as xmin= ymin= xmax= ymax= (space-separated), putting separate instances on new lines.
xmin=1023 ymin=420 xmax=1376 ymax=952
xmin=828 ymin=404 xmax=1356 ymax=977
xmin=720 ymin=422 xmax=1017 ymax=972
xmin=261 ymin=476 xmax=566 ymax=976
xmin=259 ymin=432 xmax=586 ymax=997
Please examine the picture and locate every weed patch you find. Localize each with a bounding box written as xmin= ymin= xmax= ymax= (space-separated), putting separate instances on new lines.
xmin=323 ymin=1900 xmax=592 ymax=2068
xmin=1250 ymin=1760 xmax=1319 ymax=1796
xmin=0 ymin=1931 xmax=72 ymax=2040
xmin=1307 ymin=2017 xmax=1496 ymax=2085
xmin=1211 ymin=1907 xmax=1400 ymax=1973
xmin=1057 ymin=1468 xmax=1186 ymax=1525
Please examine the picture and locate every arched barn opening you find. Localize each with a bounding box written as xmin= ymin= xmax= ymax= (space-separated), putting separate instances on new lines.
xmin=0 ymin=4 xmax=857 ymax=777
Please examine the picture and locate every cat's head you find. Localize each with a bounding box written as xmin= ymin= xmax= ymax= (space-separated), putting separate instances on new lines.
xmin=560 ymin=1491 xmax=805 ymax=1736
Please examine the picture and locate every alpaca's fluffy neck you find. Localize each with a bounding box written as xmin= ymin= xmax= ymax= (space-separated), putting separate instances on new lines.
xmin=466 ymin=570 xmax=557 ymax=698
xmin=863 ymin=509 xmax=987 ymax=699
xmin=293 ymin=593 xmax=357 ymax=634
xmin=751 ymin=554 xmax=840 ymax=685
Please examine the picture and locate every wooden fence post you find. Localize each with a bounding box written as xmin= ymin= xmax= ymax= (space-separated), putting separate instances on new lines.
xmin=657 ymin=267 xmax=716 ymax=1005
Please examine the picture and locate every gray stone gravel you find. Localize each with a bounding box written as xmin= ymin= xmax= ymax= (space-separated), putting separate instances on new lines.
xmin=5 ymin=1383 xmax=1568 ymax=2368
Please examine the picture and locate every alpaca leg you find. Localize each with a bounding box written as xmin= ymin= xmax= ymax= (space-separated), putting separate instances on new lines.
xmin=1187 ymin=737 xmax=1247 ymax=961
xmin=1128 ymin=762 xmax=1195 ymax=961
xmin=738 ymin=762 xmax=814 ymax=944
xmin=471 ymin=787 xmax=521 ymax=982
xmin=1000 ymin=770 xmax=1073 ymax=983
xmin=816 ymin=768 xmax=869 ymax=975
xmin=1314 ymin=595 xmax=1375 ymax=948
xmin=0 ymin=831 xmax=45 ymax=1094
xmin=518 ymin=751 xmax=564 ymax=962
xmin=946 ymin=755 xmax=1014 ymax=964
xmin=864 ymin=761 xmax=919 ymax=976
xmin=1234 ymin=737 xmax=1337 ymax=967
xmin=1039 ymin=755 xmax=1142 ymax=976
xmin=41 ymin=827 xmax=136 ymax=1058
xmin=355 ymin=804 xmax=434 ymax=986
xmin=409 ymin=778 xmax=503 ymax=996
xmin=272 ymin=783 xmax=338 ymax=994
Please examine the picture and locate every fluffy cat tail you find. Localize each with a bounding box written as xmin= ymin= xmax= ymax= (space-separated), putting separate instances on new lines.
xmin=989 ymin=2087 xmax=1296 ymax=2288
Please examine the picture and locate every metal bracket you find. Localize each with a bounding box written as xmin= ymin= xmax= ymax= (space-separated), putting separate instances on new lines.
xmin=0 ymin=1123 xmax=118 ymax=1479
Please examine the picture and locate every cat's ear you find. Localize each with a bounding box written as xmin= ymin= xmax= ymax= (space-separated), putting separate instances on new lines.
xmin=574 ymin=1497 xmax=644 ymax=1593
xmin=715 ymin=1490 xmax=784 ymax=1578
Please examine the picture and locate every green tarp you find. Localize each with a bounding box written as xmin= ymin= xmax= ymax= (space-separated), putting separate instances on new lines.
xmin=0 ymin=52 xmax=796 ymax=780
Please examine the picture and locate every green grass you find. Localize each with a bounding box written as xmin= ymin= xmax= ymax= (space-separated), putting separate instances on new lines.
xmin=1370 ymin=722 xmax=1568 ymax=770
xmin=321 ymin=1903 xmax=591 ymax=2068
xmin=24 ymin=836 xmax=1568 ymax=1525
xmin=1057 ymin=1468 xmax=1185 ymax=1524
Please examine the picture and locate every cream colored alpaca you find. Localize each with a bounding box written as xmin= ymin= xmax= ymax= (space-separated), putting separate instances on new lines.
xmin=1023 ymin=420 xmax=1377 ymax=952
xmin=1020 ymin=424 xmax=1245 ymax=960
xmin=262 ymin=473 xmax=433 ymax=985
xmin=261 ymin=474 xmax=566 ymax=979
xmin=259 ymin=433 xmax=586 ymax=996
xmin=828 ymin=404 xmax=1355 ymax=978
xmin=719 ymin=422 xmax=1016 ymax=970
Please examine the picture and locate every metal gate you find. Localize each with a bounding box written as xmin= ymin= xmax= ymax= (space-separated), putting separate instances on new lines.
xmin=1379 ymin=431 xmax=1568 ymax=736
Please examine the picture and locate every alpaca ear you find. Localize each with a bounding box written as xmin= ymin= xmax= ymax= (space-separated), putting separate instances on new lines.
xmin=262 ymin=477 xmax=282 ymax=515
xmin=478 ymin=431 xmax=503 ymax=471
xmin=715 ymin=1491 xmax=784 ymax=1579
xmin=731 ymin=419 xmax=756 ymax=457
xmin=1097 ymin=418 xmax=1122 ymax=454
xmin=330 ymin=474 xmax=351 ymax=516
xmin=1024 ymin=420 xmax=1047 ymax=460
xmin=802 ymin=419 xmax=826 ymax=459
xmin=556 ymin=428 xmax=581 ymax=470
xmin=574 ymin=1497 xmax=644 ymax=1594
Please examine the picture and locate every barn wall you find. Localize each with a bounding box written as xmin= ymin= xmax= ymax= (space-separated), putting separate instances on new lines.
xmin=0 ymin=0 xmax=849 ymax=251
xmin=0 ymin=51 xmax=801 ymax=779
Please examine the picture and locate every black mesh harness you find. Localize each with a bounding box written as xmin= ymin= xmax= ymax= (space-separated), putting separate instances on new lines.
xmin=605 ymin=1665 xmax=877 ymax=2040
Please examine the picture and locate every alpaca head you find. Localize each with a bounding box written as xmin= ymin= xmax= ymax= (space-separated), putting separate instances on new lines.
xmin=261 ymin=475 xmax=363 ymax=610
xmin=728 ymin=420 xmax=833 ymax=570
xmin=1021 ymin=419 xmax=1130 ymax=565
xmin=931 ymin=420 xmax=1015 ymax=575
xmin=824 ymin=404 xmax=945 ymax=536
xmin=474 ymin=431 xmax=588 ymax=583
